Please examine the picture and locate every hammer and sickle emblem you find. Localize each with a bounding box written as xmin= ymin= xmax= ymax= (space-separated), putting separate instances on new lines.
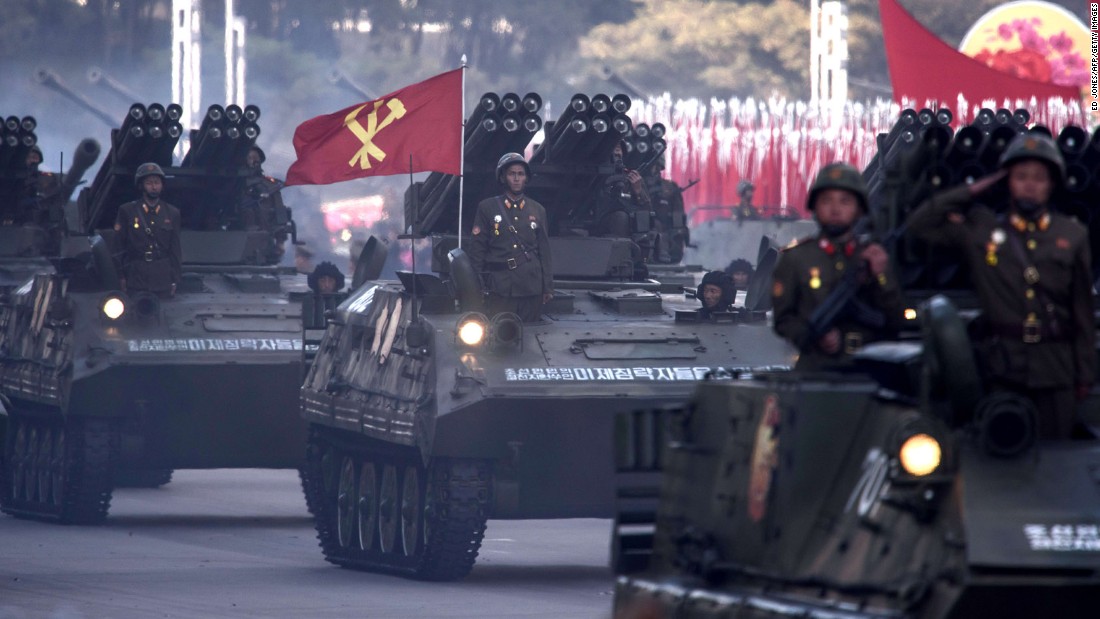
xmin=345 ymin=98 xmax=407 ymax=169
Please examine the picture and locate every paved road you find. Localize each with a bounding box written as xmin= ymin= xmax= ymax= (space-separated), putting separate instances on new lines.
xmin=0 ymin=469 xmax=617 ymax=619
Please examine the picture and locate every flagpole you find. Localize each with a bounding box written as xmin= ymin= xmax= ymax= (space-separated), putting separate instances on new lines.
xmin=457 ymin=54 xmax=467 ymax=249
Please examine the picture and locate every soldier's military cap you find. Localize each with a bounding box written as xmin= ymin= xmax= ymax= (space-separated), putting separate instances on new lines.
xmin=999 ymin=132 xmax=1065 ymax=187
xmin=134 ymin=162 xmax=165 ymax=186
xmin=807 ymin=162 xmax=868 ymax=213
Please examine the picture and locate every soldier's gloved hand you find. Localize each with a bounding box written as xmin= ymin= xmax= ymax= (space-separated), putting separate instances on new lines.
xmin=1076 ymin=382 xmax=1091 ymax=401
xmin=626 ymin=170 xmax=644 ymax=194
xmin=818 ymin=328 xmax=841 ymax=355
xmin=860 ymin=243 xmax=888 ymax=276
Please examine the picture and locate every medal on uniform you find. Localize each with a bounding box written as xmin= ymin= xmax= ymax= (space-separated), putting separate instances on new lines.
xmin=1024 ymin=266 xmax=1040 ymax=284
xmin=985 ymin=242 xmax=998 ymax=266
xmin=133 ymin=217 xmax=140 ymax=229
xmin=1026 ymin=239 xmax=1037 ymax=250
xmin=809 ymin=267 xmax=821 ymax=289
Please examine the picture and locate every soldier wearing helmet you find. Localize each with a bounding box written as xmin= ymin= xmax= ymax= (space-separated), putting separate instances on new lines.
xmin=908 ymin=131 xmax=1095 ymax=439
xmin=734 ymin=179 xmax=760 ymax=220
xmin=643 ymin=153 xmax=690 ymax=264
xmin=112 ymin=162 xmax=182 ymax=297
xmin=771 ymin=162 xmax=903 ymax=370
xmin=466 ymin=152 xmax=553 ymax=322
xmin=239 ymin=144 xmax=287 ymax=251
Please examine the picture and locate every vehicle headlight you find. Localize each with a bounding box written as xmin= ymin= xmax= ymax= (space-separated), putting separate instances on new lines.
xmin=899 ymin=433 xmax=941 ymax=476
xmin=456 ymin=312 xmax=489 ymax=347
xmin=102 ymin=295 xmax=126 ymax=321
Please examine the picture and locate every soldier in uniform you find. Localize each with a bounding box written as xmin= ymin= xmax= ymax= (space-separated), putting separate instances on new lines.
xmin=644 ymin=154 xmax=689 ymax=264
xmin=772 ymin=162 xmax=903 ymax=371
xmin=734 ymin=180 xmax=760 ymax=220
xmin=596 ymin=141 xmax=655 ymax=264
xmin=308 ymin=261 xmax=345 ymax=294
xmin=467 ymin=152 xmax=553 ymax=323
xmin=6 ymin=145 xmax=61 ymax=229
xmin=113 ymin=162 xmax=182 ymax=297
xmin=907 ymin=132 xmax=1095 ymax=439
xmin=240 ymin=145 xmax=288 ymax=251
xmin=696 ymin=270 xmax=735 ymax=318
xmin=725 ymin=258 xmax=755 ymax=291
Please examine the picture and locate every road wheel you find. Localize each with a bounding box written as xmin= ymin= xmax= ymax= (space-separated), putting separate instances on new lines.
xmin=399 ymin=464 xmax=423 ymax=557
xmin=336 ymin=455 xmax=356 ymax=549
xmin=378 ymin=463 xmax=398 ymax=554
xmin=357 ymin=460 xmax=378 ymax=552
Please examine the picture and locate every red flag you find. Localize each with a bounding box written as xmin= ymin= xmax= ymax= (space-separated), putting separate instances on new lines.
xmin=285 ymin=68 xmax=462 ymax=186
xmin=879 ymin=0 xmax=1078 ymax=110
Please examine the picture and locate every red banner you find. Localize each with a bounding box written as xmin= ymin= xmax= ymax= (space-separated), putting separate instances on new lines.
xmin=286 ymin=68 xmax=462 ymax=186
xmin=879 ymin=0 xmax=1078 ymax=109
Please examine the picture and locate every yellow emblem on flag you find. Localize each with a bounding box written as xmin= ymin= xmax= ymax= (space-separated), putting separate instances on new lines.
xmin=345 ymin=98 xmax=408 ymax=170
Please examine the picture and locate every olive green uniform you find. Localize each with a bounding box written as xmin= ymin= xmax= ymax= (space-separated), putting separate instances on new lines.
xmin=772 ymin=235 xmax=904 ymax=371
xmin=907 ymin=185 xmax=1096 ymax=438
xmin=734 ymin=201 xmax=761 ymax=220
xmin=113 ymin=200 xmax=183 ymax=295
xmin=649 ymin=178 xmax=689 ymax=263
xmin=240 ymin=173 xmax=287 ymax=232
xmin=467 ymin=194 xmax=553 ymax=322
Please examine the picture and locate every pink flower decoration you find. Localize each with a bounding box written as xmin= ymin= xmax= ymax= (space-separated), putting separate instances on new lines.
xmin=1048 ymin=31 xmax=1073 ymax=53
xmin=997 ymin=23 xmax=1014 ymax=40
xmin=1019 ymin=28 xmax=1051 ymax=55
xmin=1062 ymin=52 xmax=1085 ymax=69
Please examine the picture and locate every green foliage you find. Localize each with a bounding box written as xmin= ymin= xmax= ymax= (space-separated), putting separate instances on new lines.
xmin=580 ymin=0 xmax=810 ymax=99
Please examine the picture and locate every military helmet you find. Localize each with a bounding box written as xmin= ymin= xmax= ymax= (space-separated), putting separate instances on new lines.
xmin=495 ymin=152 xmax=530 ymax=182
xmin=807 ymin=162 xmax=868 ymax=213
xmin=999 ymin=132 xmax=1065 ymax=186
xmin=134 ymin=162 xmax=165 ymax=186
xmin=736 ymin=179 xmax=754 ymax=197
xmin=249 ymin=145 xmax=266 ymax=163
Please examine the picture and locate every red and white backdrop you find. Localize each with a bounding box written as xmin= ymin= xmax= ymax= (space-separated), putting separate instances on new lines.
xmin=634 ymin=0 xmax=1091 ymax=226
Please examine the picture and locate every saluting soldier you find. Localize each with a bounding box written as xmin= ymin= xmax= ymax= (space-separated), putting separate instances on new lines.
xmin=466 ymin=152 xmax=553 ymax=323
xmin=907 ymin=132 xmax=1095 ymax=439
xmin=113 ymin=162 xmax=182 ymax=297
xmin=772 ymin=162 xmax=903 ymax=371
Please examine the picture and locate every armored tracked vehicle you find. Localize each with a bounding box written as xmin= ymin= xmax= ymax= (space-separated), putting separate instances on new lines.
xmin=612 ymin=109 xmax=1100 ymax=617
xmin=298 ymin=92 xmax=795 ymax=580
xmin=0 ymin=103 xmax=309 ymax=523
xmin=0 ymin=114 xmax=100 ymax=290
